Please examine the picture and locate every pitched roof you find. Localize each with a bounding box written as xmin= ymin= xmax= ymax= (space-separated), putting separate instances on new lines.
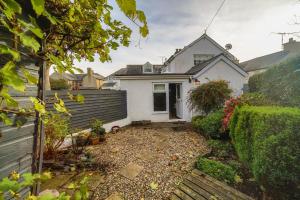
xmin=185 ymin=53 xmax=247 ymax=76
xmin=240 ymin=51 xmax=290 ymax=72
xmin=114 ymin=64 xmax=164 ymax=75
xmin=51 ymin=72 xmax=105 ymax=81
xmin=165 ymin=33 xmax=236 ymax=64
xmin=102 ymin=82 xmax=117 ymax=87
xmin=185 ymin=54 xmax=223 ymax=74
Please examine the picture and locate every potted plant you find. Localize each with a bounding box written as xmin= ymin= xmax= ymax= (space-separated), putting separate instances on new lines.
xmin=90 ymin=119 xmax=106 ymax=144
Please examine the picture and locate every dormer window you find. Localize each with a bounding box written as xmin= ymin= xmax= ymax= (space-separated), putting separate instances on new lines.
xmin=194 ymin=54 xmax=214 ymax=65
xmin=143 ymin=62 xmax=153 ymax=73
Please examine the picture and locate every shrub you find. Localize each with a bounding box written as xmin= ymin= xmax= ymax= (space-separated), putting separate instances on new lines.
xmin=208 ymin=139 xmax=234 ymax=158
xmin=44 ymin=113 xmax=70 ymax=159
xmin=230 ymin=106 xmax=300 ymax=199
xmin=192 ymin=110 xmax=224 ymax=139
xmin=248 ymin=56 xmax=300 ymax=107
xmin=196 ymin=157 xmax=237 ymax=184
xmin=50 ymin=78 xmax=70 ymax=90
xmin=188 ymin=80 xmax=232 ymax=115
xmin=240 ymin=92 xmax=275 ymax=106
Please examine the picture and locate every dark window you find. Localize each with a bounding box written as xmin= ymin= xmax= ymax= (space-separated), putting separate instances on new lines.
xmin=154 ymin=93 xmax=166 ymax=111
xmin=176 ymin=84 xmax=181 ymax=99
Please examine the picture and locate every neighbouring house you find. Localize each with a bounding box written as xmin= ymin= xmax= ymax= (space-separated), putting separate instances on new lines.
xmin=50 ymin=68 xmax=104 ymax=90
xmin=241 ymin=38 xmax=300 ymax=78
xmin=112 ymin=33 xmax=248 ymax=122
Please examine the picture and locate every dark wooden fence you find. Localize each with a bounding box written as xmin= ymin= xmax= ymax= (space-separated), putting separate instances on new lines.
xmin=45 ymin=90 xmax=127 ymax=129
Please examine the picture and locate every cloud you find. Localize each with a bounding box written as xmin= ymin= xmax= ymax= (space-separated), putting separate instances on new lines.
xmin=73 ymin=0 xmax=299 ymax=76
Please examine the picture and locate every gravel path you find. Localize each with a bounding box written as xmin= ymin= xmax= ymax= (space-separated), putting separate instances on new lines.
xmin=89 ymin=124 xmax=209 ymax=200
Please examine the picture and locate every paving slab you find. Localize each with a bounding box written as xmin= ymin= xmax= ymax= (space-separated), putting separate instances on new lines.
xmin=105 ymin=192 xmax=124 ymax=200
xmin=119 ymin=162 xmax=143 ymax=180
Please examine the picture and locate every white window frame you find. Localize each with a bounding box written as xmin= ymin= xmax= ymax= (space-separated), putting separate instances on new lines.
xmin=152 ymin=83 xmax=168 ymax=113
xmin=143 ymin=62 xmax=153 ymax=73
xmin=193 ymin=54 xmax=214 ymax=65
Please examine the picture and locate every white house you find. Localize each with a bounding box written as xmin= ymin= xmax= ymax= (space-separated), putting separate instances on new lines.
xmin=113 ymin=34 xmax=248 ymax=122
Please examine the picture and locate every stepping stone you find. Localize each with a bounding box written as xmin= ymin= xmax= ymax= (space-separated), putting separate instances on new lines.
xmin=119 ymin=162 xmax=143 ymax=180
xmin=105 ymin=192 xmax=123 ymax=200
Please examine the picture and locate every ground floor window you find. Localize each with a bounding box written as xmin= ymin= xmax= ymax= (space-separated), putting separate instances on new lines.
xmin=153 ymin=83 xmax=167 ymax=112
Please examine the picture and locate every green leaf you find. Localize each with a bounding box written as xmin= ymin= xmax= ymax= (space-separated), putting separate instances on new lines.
xmin=21 ymin=68 xmax=38 ymax=84
xmin=42 ymin=10 xmax=58 ymax=24
xmin=0 ymin=44 xmax=20 ymax=61
xmin=0 ymin=113 xmax=13 ymax=125
xmin=30 ymin=0 xmax=45 ymax=15
xmin=3 ymin=0 xmax=22 ymax=14
xmin=0 ymin=61 xmax=25 ymax=91
xmin=19 ymin=33 xmax=40 ymax=52
xmin=30 ymin=97 xmax=46 ymax=115
xmin=0 ymin=177 xmax=20 ymax=192
xmin=18 ymin=18 xmax=44 ymax=38
xmin=0 ymin=88 xmax=19 ymax=107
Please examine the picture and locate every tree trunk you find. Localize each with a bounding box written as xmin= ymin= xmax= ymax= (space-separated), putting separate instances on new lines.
xmin=45 ymin=65 xmax=51 ymax=90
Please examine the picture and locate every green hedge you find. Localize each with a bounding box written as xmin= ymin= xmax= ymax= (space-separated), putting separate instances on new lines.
xmin=196 ymin=157 xmax=237 ymax=184
xmin=192 ymin=110 xmax=224 ymax=139
xmin=230 ymin=106 xmax=300 ymax=199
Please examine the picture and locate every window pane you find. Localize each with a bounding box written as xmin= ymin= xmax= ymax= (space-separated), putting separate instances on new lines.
xmin=154 ymin=84 xmax=165 ymax=91
xmin=154 ymin=93 xmax=166 ymax=111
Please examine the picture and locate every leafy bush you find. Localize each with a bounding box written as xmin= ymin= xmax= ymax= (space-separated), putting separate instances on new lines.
xmin=196 ymin=157 xmax=238 ymax=184
xmin=208 ymin=139 xmax=234 ymax=158
xmin=188 ymin=80 xmax=232 ymax=114
xmin=91 ymin=119 xmax=105 ymax=136
xmin=248 ymin=56 xmax=300 ymax=107
xmin=44 ymin=113 xmax=70 ymax=159
xmin=192 ymin=110 xmax=224 ymax=139
xmin=50 ymin=78 xmax=70 ymax=90
xmin=240 ymin=92 xmax=275 ymax=106
xmin=230 ymin=106 xmax=300 ymax=199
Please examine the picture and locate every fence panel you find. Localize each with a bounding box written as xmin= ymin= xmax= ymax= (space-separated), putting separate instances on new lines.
xmin=45 ymin=90 xmax=127 ymax=129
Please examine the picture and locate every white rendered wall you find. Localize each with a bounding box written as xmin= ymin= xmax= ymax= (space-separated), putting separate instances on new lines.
xmin=195 ymin=60 xmax=246 ymax=96
xmin=167 ymin=38 xmax=223 ymax=73
xmin=120 ymin=79 xmax=193 ymax=122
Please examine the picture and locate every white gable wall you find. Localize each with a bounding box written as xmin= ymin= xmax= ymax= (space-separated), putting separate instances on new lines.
xmin=194 ymin=60 xmax=246 ymax=96
xmin=167 ymin=38 xmax=224 ymax=73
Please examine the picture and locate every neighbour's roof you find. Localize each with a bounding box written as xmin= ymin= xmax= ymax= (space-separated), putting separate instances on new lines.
xmin=114 ymin=64 xmax=164 ymax=75
xmin=240 ymin=51 xmax=290 ymax=72
xmin=185 ymin=53 xmax=246 ymax=75
xmin=93 ymin=73 xmax=105 ymax=80
xmin=51 ymin=72 xmax=105 ymax=81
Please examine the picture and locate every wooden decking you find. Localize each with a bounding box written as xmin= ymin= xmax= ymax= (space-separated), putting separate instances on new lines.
xmin=170 ymin=169 xmax=254 ymax=200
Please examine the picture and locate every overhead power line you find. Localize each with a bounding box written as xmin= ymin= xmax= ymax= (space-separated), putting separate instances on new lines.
xmin=205 ymin=0 xmax=226 ymax=33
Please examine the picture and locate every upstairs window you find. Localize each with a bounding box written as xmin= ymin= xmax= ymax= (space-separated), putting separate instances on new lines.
xmin=194 ymin=54 xmax=214 ymax=65
xmin=143 ymin=62 xmax=153 ymax=73
xmin=153 ymin=83 xmax=167 ymax=112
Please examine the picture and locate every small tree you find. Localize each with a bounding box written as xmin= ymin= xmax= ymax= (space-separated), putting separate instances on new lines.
xmin=44 ymin=113 xmax=70 ymax=159
xmin=188 ymin=80 xmax=232 ymax=115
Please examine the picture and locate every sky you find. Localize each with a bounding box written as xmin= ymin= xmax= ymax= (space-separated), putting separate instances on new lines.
xmin=73 ymin=0 xmax=300 ymax=76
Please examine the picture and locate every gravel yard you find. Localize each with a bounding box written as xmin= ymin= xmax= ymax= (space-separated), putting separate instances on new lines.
xmin=89 ymin=123 xmax=209 ymax=200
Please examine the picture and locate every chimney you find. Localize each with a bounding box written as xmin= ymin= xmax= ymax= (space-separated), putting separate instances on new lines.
xmin=87 ymin=67 xmax=93 ymax=77
xmin=283 ymin=38 xmax=300 ymax=53
xmin=175 ymin=48 xmax=182 ymax=54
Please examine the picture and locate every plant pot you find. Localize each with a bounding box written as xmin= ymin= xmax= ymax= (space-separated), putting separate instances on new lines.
xmin=99 ymin=135 xmax=106 ymax=142
xmin=90 ymin=136 xmax=100 ymax=145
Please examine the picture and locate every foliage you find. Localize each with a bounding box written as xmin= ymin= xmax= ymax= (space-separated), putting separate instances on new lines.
xmin=196 ymin=157 xmax=238 ymax=184
xmin=91 ymin=119 xmax=105 ymax=136
xmin=44 ymin=113 xmax=70 ymax=159
xmin=207 ymin=139 xmax=234 ymax=158
xmin=188 ymin=80 xmax=232 ymax=115
xmin=0 ymin=171 xmax=89 ymax=200
xmin=192 ymin=110 xmax=224 ymax=139
xmin=50 ymin=79 xmax=70 ymax=90
xmin=248 ymin=56 xmax=300 ymax=106
xmin=222 ymin=97 xmax=241 ymax=131
xmin=230 ymin=106 xmax=300 ymax=199
xmin=240 ymin=92 xmax=276 ymax=106
xmin=0 ymin=0 xmax=149 ymax=125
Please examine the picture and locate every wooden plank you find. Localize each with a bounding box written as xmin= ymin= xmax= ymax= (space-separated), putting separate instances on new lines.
xmin=179 ymin=183 xmax=207 ymax=200
xmin=170 ymin=194 xmax=182 ymax=200
xmin=182 ymin=179 xmax=214 ymax=199
xmin=173 ymin=189 xmax=194 ymax=200
xmin=186 ymin=175 xmax=231 ymax=200
xmin=192 ymin=170 xmax=254 ymax=200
